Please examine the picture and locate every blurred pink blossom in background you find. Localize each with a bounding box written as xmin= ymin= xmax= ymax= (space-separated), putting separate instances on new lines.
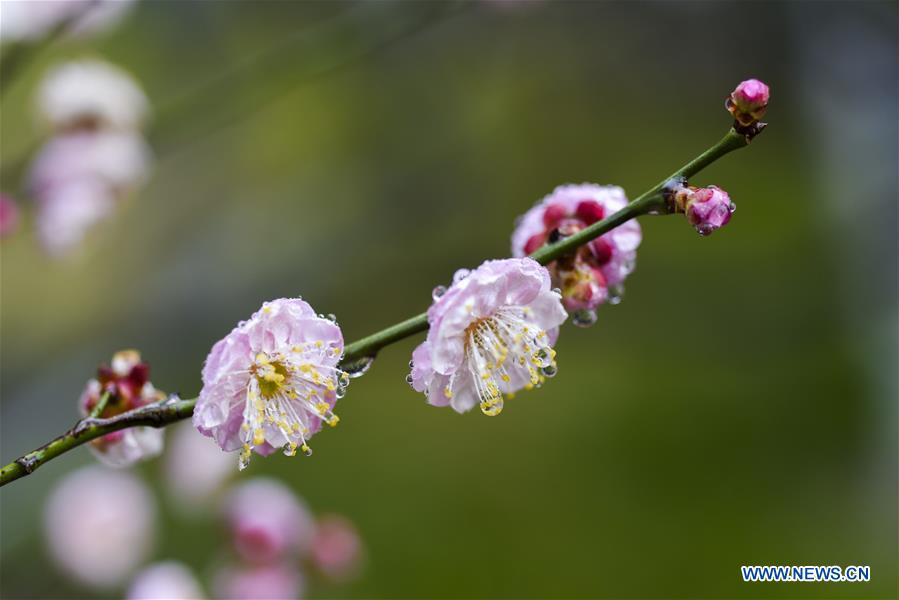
xmin=164 ymin=421 xmax=235 ymax=512
xmin=0 ymin=0 xmax=137 ymax=42
xmin=43 ymin=466 xmax=156 ymax=589
xmin=311 ymin=514 xmax=364 ymax=582
xmin=126 ymin=561 xmax=205 ymax=600
xmin=213 ymin=563 xmax=304 ymax=600
xmin=223 ymin=478 xmax=316 ymax=565
xmin=0 ymin=194 xmax=20 ymax=238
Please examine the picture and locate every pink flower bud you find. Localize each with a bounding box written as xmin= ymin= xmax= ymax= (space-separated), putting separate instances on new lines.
xmin=79 ymin=350 xmax=165 ymax=467
xmin=0 ymin=195 xmax=19 ymax=238
xmin=556 ymin=260 xmax=608 ymax=313
xmin=311 ymin=514 xmax=364 ymax=581
xmin=214 ymin=564 xmax=303 ymax=600
xmin=726 ymin=79 xmax=769 ymax=126
xmin=674 ymin=185 xmax=735 ymax=236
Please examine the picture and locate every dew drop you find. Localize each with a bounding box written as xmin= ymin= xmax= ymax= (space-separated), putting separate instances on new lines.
xmin=238 ymin=453 xmax=250 ymax=471
xmin=283 ymin=443 xmax=297 ymax=457
xmin=728 ymin=202 xmax=737 ymax=214
xmin=571 ymin=309 xmax=597 ymax=328
xmin=479 ymin=395 xmax=504 ymax=416
xmin=325 ymin=313 xmax=338 ymax=323
xmin=607 ymin=285 xmax=624 ymax=306
xmin=405 ymin=374 xmax=414 ymax=387
xmin=552 ymin=287 xmax=562 ymax=296
xmin=452 ymin=268 xmax=471 ymax=284
xmin=342 ymin=356 xmax=374 ymax=379
xmin=432 ymin=285 xmax=447 ymax=301
xmin=408 ymin=359 xmax=415 ymax=368
xmin=695 ymin=223 xmax=714 ymax=236
xmin=302 ymin=444 xmax=313 ymax=457
xmin=542 ymin=364 xmax=558 ymax=378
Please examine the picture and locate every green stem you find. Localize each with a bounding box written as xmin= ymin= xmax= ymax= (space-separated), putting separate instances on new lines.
xmin=0 ymin=126 xmax=758 ymax=488
xmin=88 ymin=391 xmax=111 ymax=419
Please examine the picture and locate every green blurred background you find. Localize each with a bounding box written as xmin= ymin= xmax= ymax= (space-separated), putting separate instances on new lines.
xmin=1 ymin=1 xmax=897 ymax=598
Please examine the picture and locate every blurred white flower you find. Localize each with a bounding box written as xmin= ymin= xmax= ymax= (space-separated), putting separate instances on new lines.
xmin=0 ymin=0 xmax=138 ymax=43
xmin=35 ymin=178 xmax=116 ymax=256
xmin=126 ymin=561 xmax=205 ymax=600
xmin=43 ymin=466 xmax=156 ymax=589
xmin=38 ymin=59 xmax=149 ymax=130
xmin=164 ymin=421 xmax=234 ymax=512
xmin=29 ymin=130 xmax=152 ymax=256
xmin=30 ymin=130 xmax=151 ymax=196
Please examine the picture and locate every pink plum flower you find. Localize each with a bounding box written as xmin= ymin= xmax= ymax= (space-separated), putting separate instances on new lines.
xmin=126 ymin=562 xmax=205 ymax=600
xmin=213 ymin=564 xmax=304 ymax=600
xmin=311 ymin=515 xmax=364 ymax=582
xmin=193 ymin=298 xmax=349 ymax=470
xmin=511 ymin=184 xmax=641 ymax=317
xmin=673 ymin=185 xmax=735 ymax=236
xmin=0 ymin=194 xmax=20 ymax=238
xmin=44 ymin=466 xmax=156 ymax=589
xmin=726 ymin=78 xmax=770 ymax=127
xmin=223 ymin=478 xmax=315 ymax=564
xmin=79 ymin=350 xmax=165 ymax=467
xmin=409 ymin=258 xmax=567 ymax=416
xmin=28 ymin=130 xmax=151 ymax=256
xmin=164 ymin=421 xmax=235 ymax=512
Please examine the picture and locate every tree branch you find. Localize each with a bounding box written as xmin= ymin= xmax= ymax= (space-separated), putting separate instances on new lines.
xmin=0 ymin=126 xmax=762 ymax=488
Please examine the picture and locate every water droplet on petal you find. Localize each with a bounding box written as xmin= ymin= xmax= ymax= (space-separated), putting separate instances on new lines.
xmin=695 ymin=223 xmax=714 ymax=236
xmin=238 ymin=453 xmax=250 ymax=471
xmin=283 ymin=443 xmax=297 ymax=457
xmin=479 ymin=395 xmax=504 ymax=416
xmin=301 ymin=444 xmax=313 ymax=457
xmin=552 ymin=287 xmax=562 ymax=296
xmin=542 ymin=364 xmax=558 ymax=378
xmin=326 ymin=313 xmax=338 ymax=323
xmin=571 ymin=309 xmax=597 ymax=328
xmin=452 ymin=269 xmax=471 ymax=284
xmin=342 ymin=356 xmax=374 ymax=379
xmin=408 ymin=359 xmax=415 ymax=368
xmin=405 ymin=374 xmax=414 ymax=386
xmin=432 ymin=285 xmax=447 ymax=301
xmin=607 ymin=285 xmax=624 ymax=305
xmin=728 ymin=202 xmax=737 ymax=214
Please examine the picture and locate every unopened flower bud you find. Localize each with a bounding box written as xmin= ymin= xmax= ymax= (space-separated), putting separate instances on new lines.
xmin=726 ymin=79 xmax=769 ymax=127
xmin=79 ymin=350 xmax=165 ymax=467
xmin=556 ymin=260 xmax=608 ymax=313
xmin=673 ymin=185 xmax=735 ymax=236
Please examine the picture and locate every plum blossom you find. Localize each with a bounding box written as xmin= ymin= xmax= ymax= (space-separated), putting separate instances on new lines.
xmin=193 ymin=298 xmax=349 ymax=469
xmin=38 ymin=59 xmax=149 ymax=131
xmin=409 ymin=258 xmax=567 ymax=416
xmin=213 ymin=564 xmax=304 ymax=600
xmin=0 ymin=194 xmax=20 ymax=238
xmin=126 ymin=562 xmax=205 ymax=600
xmin=28 ymin=59 xmax=152 ymax=257
xmin=311 ymin=515 xmax=364 ymax=581
xmin=726 ymin=78 xmax=770 ymax=127
xmin=43 ymin=466 xmax=155 ymax=589
xmin=223 ymin=478 xmax=315 ymax=564
xmin=0 ymin=0 xmax=137 ymax=43
xmin=673 ymin=185 xmax=735 ymax=236
xmin=511 ymin=184 xmax=642 ymax=317
xmin=79 ymin=349 xmax=165 ymax=467
xmin=164 ymin=421 xmax=234 ymax=512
